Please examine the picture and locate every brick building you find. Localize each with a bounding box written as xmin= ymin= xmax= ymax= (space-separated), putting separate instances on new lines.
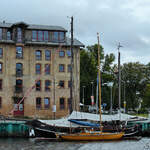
xmin=0 ymin=21 xmax=83 ymax=118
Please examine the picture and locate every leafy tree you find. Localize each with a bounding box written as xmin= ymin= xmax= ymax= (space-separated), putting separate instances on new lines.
xmin=80 ymin=44 xmax=115 ymax=108
xmin=121 ymin=62 xmax=147 ymax=110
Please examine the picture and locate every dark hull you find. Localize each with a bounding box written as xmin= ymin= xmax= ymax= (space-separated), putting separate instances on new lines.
xmin=34 ymin=127 xmax=56 ymax=138
xmin=26 ymin=120 xmax=141 ymax=138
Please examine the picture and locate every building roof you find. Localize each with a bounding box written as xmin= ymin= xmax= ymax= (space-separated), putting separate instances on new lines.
xmin=0 ymin=21 xmax=67 ymax=31
xmin=26 ymin=37 xmax=84 ymax=47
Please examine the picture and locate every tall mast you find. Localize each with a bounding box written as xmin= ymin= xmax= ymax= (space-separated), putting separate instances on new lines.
xmin=97 ymin=33 xmax=102 ymax=131
xmin=70 ymin=16 xmax=74 ymax=114
xmin=118 ymin=43 xmax=122 ymax=120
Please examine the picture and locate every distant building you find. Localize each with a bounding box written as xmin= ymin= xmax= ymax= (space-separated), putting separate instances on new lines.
xmin=0 ymin=21 xmax=83 ymax=118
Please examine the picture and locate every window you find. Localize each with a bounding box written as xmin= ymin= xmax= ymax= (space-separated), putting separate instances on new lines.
xmin=68 ymin=98 xmax=71 ymax=109
xmin=36 ymin=80 xmax=41 ymax=91
xmin=45 ymin=64 xmax=50 ymax=75
xmin=36 ymin=97 xmax=41 ymax=109
xmin=32 ymin=30 xmax=37 ymax=41
xmin=49 ymin=32 xmax=53 ymax=41
xmin=68 ymin=81 xmax=71 ymax=88
xmin=17 ymin=28 xmax=22 ymax=42
xmin=16 ymin=47 xmax=23 ymax=58
xmin=59 ymin=51 xmax=65 ymax=57
xmin=35 ymin=50 xmax=42 ymax=60
xmin=16 ymin=63 xmax=23 ymax=77
xmin=45 ymin=50 xmax=51 ymax=60
xmin=44 ymin=31 xmax=48 ymax=41
xmin=0 ymin=63 xmax=2 ymax=73
xmin=0 ymin=48 xmax=2 ymax=58
xmin=7 ymin=31 xmax=11 ymax=40
xmin=68 ymin=64 xmax=71 ymax=72
xmin=36 ymin=64 xmax=41 ymax=74
xmin=0 ymin=97 xmax=2 ymax=108
xmin=53 ymin=32 xmax=58 ymax=42
xmin=0 ymin=80 xmax=2 ymax=90
xmin=0 ymin=28 xmax=2 ymax=40
xmin=15 ymin=79 xmax=23 ymax=93
xmin=38 ymin=31 xmax=43 ymax=41
xmin=67 ymin=50 xmax=71 ymax=57
xmin=59 ymin=32 xmax=65 ymax=41
xmin=44 ymin=97 xmax=50 ymax=109
xmin=59 ymin=64 xmax=65 ymax=72
xmin=60 ymin=98 xmax=65 ymax=110
xmin=59 ymin=80 xmax=65 ymax=88
xmin=45 ymin=80 xmax=51 ymax=91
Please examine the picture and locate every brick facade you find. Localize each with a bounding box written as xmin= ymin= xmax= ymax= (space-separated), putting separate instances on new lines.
xmin=0 ymin=21 xmax=83 ymax=119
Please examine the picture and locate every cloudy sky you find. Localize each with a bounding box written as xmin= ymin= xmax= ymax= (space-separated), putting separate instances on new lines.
xmin=0 ymin=0 xmax=150 ymax=64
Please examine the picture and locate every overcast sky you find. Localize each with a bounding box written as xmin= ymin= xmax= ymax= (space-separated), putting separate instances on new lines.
xmin=0 ymin=0 xmax=150 ymax=64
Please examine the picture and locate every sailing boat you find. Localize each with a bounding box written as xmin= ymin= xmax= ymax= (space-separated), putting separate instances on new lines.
xmin=59 ymin=33 xmax=124 ymax=141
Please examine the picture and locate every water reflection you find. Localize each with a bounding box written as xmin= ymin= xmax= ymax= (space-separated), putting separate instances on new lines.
xmin=0 ymin=138 xmax=149 ymax=150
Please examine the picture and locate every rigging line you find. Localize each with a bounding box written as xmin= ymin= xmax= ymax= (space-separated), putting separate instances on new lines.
xmin=9 ymin=43 xmax=64 ymax=116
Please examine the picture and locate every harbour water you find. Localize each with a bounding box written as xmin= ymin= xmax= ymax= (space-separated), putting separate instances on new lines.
xmin=0 ymin=138 xmax=150 ymax=150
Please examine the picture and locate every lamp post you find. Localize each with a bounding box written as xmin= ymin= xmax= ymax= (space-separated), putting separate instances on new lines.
xmin=107 ymin=82 xmax=113 ymax=114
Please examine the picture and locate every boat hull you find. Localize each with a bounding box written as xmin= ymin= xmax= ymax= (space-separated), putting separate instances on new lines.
xmin=60 ymin=132 xmax=124 ymax=141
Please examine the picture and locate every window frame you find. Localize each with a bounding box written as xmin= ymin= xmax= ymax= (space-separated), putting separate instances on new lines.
xmin=45 ymin=50 xmax=51 ymax=60
xmin=0 ymin=28 xmax=2 ymax=40
xmin=59 ymin=64 xmax=65 ymax=72
xmin=36 ymin=80 xmax=41 ymax=91
xmin=0 ymin=79 xmax=2 ymax=90
xmin=45 ymin=64 xmax=50 ymax=75
xmin=59 ymin=50 xmax=65 ymax=57
xmin=17 ymin=27 xmax=22 ymax=42
xmin=0 ymin=48 xmax=3 ymax=58
xmin=0 ymin=62 xmax=2 ymax=74
xmin=44 ymin=97 xmax=50 ymax=109
xmin=60 ymin=97 xmax=65 ymax=110
xmin=35 ymin=50 xmax=42 ymax=60
xmin=45 ymin=80 xmax=51 ymax=91
xmin=35 ymin=64 xmax=41 ymax=74
xmin=16 ymin=46 xmax=23 ymax=59
xmin=59 ymin=80 xmax=65 ymax=88
xmin=36 ymin=97 xmax=41 ymax=109
xmin=16 ymin=63 xmax=23 ymax=77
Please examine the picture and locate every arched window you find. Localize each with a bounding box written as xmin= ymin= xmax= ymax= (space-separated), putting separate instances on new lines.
xmin=15 ymin=79 xmax=23 ymax=93
xmin=45 ymin=50 xmax=51 ymax=60
xmin=16 ymin=63 xmax=23 ymax=77
xmin=35 ymin=50 xmax=42 ymax=60
xmin=45 ymin=80 xmax=51 ymax=91
xmin=36 ymin=80 xmax=41 ymax=91
xmin=35 ymin=64 xmax=41 ymax=74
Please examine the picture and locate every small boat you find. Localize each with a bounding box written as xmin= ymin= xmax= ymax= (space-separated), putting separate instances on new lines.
xmin=60 ymin=131 xmax=124 ymax=141
xmin=59 ymin=33 xmax=124 ymax=141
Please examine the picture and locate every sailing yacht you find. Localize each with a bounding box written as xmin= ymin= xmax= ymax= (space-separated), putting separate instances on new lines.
xmin=59 ymin=33 xmax=124 ymax=141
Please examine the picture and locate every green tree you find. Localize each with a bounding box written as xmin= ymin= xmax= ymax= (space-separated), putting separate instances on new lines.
xmin=121 ymin=62 xmax=147 ymax=110
xmin=80 ymin=44 xmax=115 ymax=108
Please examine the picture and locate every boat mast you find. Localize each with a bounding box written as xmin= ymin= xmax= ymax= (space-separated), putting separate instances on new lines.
xmin=97 ymin=33 xmax=102 ymax=131
xmin=70 ymin=16 xmax=74 ymax=114
xmin=118 ymin=43 xmax=122 ymax=120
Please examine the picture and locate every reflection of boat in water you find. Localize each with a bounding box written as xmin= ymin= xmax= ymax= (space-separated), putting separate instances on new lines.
xmin=59 ymin=33 xmax=124 ymax=141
